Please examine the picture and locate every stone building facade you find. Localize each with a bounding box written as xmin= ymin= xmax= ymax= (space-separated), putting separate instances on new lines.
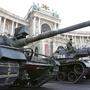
xmin=25 ymin=4 xmax=61 ymax=56
xmin=0 ymin=4 xmax=90 ymax=56
xmin=0 ymin=7 xmax=28 ymax=36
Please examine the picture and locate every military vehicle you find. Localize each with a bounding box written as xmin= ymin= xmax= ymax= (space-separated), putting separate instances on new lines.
xmin=53 ymin=38 xmax=90 ymax=83
xmin=0 ymin=21 xmax=89 ymax=87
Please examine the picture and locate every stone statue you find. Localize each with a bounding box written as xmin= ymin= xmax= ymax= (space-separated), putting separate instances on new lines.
xmin=32 ymin=3 xmax=40 ymax=11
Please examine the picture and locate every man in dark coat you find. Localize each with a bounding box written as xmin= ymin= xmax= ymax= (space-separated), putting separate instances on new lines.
xmin=66 ymin=38 xmax=75 ymax=53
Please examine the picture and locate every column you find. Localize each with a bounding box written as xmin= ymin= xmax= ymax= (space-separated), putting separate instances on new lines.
xmin=72 ymin=36 xmax=74 ymax=40
xmin=11 ymin=21 xmax=14 ymax=36
xmin=33 ymin=17 xmax=36 ymax=36
xmin=81 ymin=36 xmax=83 ymax=48
xmin=72 ymin=36 xmax=74 ymax=46
xmin=42 ymin=41 xmax=45 ymax=55
xmin=3 ymin=18 xmax=6 ymax=33
xmin=15 ymin=23 xmax=18 ymax=28
xmin=82 ymin=36 xmax=84 ymax=47
xmin=83 ymin=37 xmax=85 ymax=46
xmin=73 ymin=36 xmax=75 ymax=43
xmin=0 ymin=17 xmax=1 ymax=27
xmin=50 ymin=41 xmax=53 ymax=55
xmin=82 ymin=36 xmax=84 ymax=48
xmin=0 ymin=17 xmax=2 ymax=33
xmin=86 ymin=36 xmax=89 ymax=47
xmin=54 ymin=23 xmax=56 ymax=30
xmin=80 ymin=36 xmax=82 ymax=48
xmin=86 ymin=36 xmax=89 ymax=42
xmin=74 ymin=36 xmax=76 ymax=47
xmin=63 ymin=35 xmax=66 ymax=41
xmin=38 ymin=18 xmax=41 ymax=34
xmin=66 ymin=35 xmax=69 ymax=40
xmin=88 ymin=37 xmax=90 ymax=47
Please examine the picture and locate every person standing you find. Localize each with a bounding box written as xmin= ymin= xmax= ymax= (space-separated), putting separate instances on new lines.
xmin=66 ymin=38 xmax=75 ymax=53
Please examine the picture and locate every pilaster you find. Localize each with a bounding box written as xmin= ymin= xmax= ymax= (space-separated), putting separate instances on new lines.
xmin=38 ymin=18 xmax=41 ymax=34
xmin=15 ymin=23 xmax=18 ymax=28
xmin=54 ymin=23 xmax=56 ymax=30
xmin=33 ymin=17 xmax=36 ymax=36
xmin=11 ymin=21 xmax=14 ymax=36
xmin=3 ymin=18 xmax=6 ymax=33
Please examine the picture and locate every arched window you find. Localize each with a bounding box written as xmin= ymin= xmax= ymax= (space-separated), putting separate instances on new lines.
xmin=41 ymin=24 xmax=51 ymax=33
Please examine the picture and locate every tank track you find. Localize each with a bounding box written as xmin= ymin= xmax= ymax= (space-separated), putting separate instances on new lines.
xmin=58 ymin=61 xmax=88 ymax=83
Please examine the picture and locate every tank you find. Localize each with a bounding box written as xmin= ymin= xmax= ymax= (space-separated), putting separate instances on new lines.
xmin=53 ymin=41 xmax=90 ymax=83
xmin=0 ymin=26 xmax=55 ymax=88
xmin=0 ymin=21 xmax=89 ymax=87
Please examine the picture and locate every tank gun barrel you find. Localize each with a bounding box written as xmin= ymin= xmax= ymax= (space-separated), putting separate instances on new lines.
xmin=13 ymin=21 xmax=90 ymax=47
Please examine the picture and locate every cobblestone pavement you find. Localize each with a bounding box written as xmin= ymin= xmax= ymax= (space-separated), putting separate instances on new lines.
xmin=1 ymin=80 xmax=90 ymax=90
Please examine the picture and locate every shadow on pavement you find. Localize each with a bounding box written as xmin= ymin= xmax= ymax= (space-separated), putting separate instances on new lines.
xmin=0 ymin=87 xmax=53 ymax=90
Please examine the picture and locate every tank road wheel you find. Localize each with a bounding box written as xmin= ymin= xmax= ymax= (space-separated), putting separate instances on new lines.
xmin=13 ymin=69 xmax=32 ymax=87
xmin=74 ymin=63 xmax=84 ymax=75
xmin=24 ymin=79 xmax=32 ymax=88
xmin=59 ymin=72 xmax=67 ymax=81
xmin=13 ymin=78 xmax=32 ymax=87
xmin=13 ymin=78 xmax=23 ymax=87
xmin=68 ymin=71 xmax=77 ymax=82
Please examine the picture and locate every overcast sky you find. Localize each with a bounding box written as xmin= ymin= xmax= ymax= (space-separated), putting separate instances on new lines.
xmin=0 ymin=0 xmax=90 ymax=31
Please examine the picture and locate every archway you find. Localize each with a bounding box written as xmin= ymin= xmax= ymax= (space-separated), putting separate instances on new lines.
xmin=41 ymin=23 xmax=53 ymax=55
xmin=41 ymin=23 xmax=51 ymax=33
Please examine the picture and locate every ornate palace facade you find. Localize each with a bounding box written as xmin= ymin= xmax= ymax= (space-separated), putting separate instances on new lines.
xmin=0 ymin=4 xmax=90 ymax=56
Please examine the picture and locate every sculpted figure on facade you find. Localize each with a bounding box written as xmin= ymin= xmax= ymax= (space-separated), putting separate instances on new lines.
xmin=32 ymin=3 xmax=40 ymax=11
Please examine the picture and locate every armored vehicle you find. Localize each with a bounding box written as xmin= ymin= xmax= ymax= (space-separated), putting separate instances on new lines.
xmin=0 ymin=26 xmax=55 ymax=88
xmin=0 ymin=21 xmax=89 ymax=87
xmin=53 ymin=40 xmax=90 ymax=83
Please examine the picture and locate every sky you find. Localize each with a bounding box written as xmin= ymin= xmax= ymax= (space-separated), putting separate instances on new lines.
xmin=0 ymin=0 xmax=90 ymax=31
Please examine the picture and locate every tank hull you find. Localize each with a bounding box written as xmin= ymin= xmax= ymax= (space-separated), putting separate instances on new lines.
xmin=0 ymin=46 xmax=55 ymax=88
xmin=22 ymin=62 xmax=54 ymax=87
xmin=58 ymin=60 xmax=90 ymax=83
xmin=0 ymin=60 xmax=19 ymax=86
xmin=0 ymin=45 xmax=26 ymax=87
